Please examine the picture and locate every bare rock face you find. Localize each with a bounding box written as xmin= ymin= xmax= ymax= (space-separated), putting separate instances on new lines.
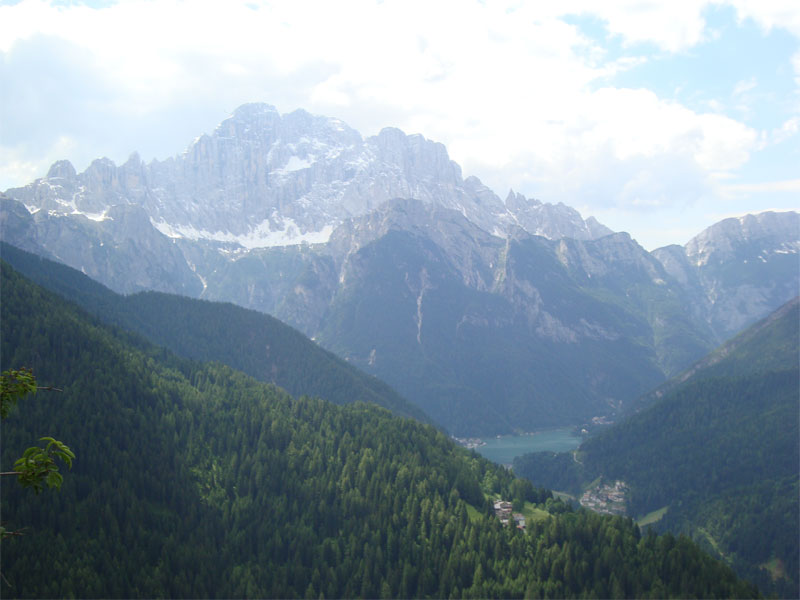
xmin=685 ymin=212 xmax=800 ymax=268
xmin=654 ymin=211 xmax=800 ymax=340
xmin=3 ymin=102 xmax=798 ymax=436
xmin=505 ymin=190 xmax=614 ymax=241
xmin=2 ymin=102 xmax=614 ymax=307
xmin=6 ymin=103 xmax=610 ymax=251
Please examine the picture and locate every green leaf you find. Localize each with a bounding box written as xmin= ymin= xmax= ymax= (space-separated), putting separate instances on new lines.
xmin=0 ymin=367 xmax=37 ymax=419
xmin=45 ymin=471 xmax=63 ymax=490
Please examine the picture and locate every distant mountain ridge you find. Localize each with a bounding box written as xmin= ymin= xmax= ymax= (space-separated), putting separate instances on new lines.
xmin=633 ymin=295 xmax=800 ymax=411
xmin=2 ymin=102 xmax=797 ymax=435
xmin=4 ymin=103 xmax=610 ymax=251
xmin=514 ymin=298 xmax=800 ymax=597
xmin=0 ymin=242 xmax=428 ymax=423
xmin=653 ymin=211 xmax=800 ymax=341
xmin=0 ymin=260 xmax=759 ymax=599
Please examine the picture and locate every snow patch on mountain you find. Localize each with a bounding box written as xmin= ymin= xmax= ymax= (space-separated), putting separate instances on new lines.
xmin=5 ymin=102 xmax=613 ymax=249
xmin=279 ymin=156 xmax=314 ymax=173
xmin=151 ymin=216 xmax=333 ymax=248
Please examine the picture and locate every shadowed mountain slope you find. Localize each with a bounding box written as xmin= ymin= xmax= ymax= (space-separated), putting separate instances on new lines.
xmin=0 ymin=242 xmax=428 ymax=422
xmin=1 ymin=261 xmax=759 ymax=598
xmin=514 ymin=298 xmax=800 ymax=597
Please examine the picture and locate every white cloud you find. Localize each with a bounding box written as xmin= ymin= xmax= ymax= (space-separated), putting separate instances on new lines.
xmin=0 ymin=152 xmax=48 ymax=192
xmin=721 ymin=178 xmax=800 ymax=195
xmin=457 ymin=85 xmax=758 ymax=212
xmin=727 ymin=0 xmax=800 ymax=37
xmin=0 ymin=0 xmax=793 ymax=251
xmin=569 ymin=0 xmax=713 ymax=52
xmin=772 ymin=116 xmax=800 ymax=144
xmin=732 ymin=77 xmax=758 ymax=97
xmin=793 ymin=50 xmax=800 ymax=86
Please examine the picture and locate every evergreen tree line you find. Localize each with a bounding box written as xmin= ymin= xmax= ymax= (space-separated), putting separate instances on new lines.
xmin=0 ymin=242 xmax=427 ymax=422
xmin=1 ymin=262 xmax=757 ymax=598
xmin=514 ymin=301 xmax=799 ymax=598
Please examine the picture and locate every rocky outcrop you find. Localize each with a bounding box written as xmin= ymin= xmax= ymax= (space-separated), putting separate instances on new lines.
xmin=2 ymin=103 xmax=798 ymax=435
xmin=6 ymin=103 xmax=610 ymax=249
xmin=505 ymin=190 xmax=614 ymax=241
xmin=653 ymin=211 xmax=800 ymax=340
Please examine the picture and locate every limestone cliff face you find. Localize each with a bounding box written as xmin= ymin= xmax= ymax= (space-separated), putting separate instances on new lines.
xmin=2 ymin=102 xmax=615 ymax=307
xmin=653 ymin=211 xmax=800 ymax=340
xmin=0 ymin=194 xmax=201 ymax=296
xmin=3 ymin=103 xmax=798 ymax=435
xmin=505 ymin=190 xmax=614 ymax=241
xmin=7 ymin=103 xmax=609 ymax=248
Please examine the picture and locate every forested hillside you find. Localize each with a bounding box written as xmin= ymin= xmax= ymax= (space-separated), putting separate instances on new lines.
xmin=515 ymin=298 xmax=799 ymax=597
xmin=0 ymin=242 xmax=427 ymax=422
xmin=0 ymin=261 xmax=758 ymax=598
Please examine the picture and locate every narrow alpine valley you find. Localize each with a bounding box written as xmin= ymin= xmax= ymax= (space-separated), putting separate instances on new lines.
xmin=2 ymin=103 xmax=796 ymax=598
xmin=2 ymin=5 xmax=799 ymax=594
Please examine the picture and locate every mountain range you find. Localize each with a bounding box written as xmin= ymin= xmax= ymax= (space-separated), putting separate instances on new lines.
xmin=0 ymin=259 xmax=759 ymax=599
xmin=513 ymin=298 xmax=799 ymax=597
xmin=0 ymin=241 xmax=427 ymax=423
xmin=2 ymin=102 xmax=798 ymax=435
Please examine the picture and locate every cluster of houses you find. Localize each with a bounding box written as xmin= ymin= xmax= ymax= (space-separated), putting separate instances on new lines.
xmin=452 ymin=436 xmax=486 ymax=449
xmin=493 ymin=500 xmax=526 ymax=530
xmin=579 ymin=479 xmax=628 ymax=516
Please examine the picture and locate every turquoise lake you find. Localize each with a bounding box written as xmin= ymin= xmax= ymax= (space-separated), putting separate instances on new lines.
xmin=474 ymin=428 xmax=581 ymax=465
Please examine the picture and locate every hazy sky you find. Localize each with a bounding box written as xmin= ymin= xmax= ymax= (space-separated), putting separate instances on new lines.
xmin=1 ymin=0 xmax=798 ymax=249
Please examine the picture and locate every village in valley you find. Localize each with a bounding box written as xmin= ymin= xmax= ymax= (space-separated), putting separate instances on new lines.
xmin=453 ymin=436 xmax=486 ymax=450
xmin=492 ymin=478 xmax=628 ymax=531
xmin=493 ymin=499 xmax=526 ymax=530
xmin=578 ymin=479 xmax=628 ymax=516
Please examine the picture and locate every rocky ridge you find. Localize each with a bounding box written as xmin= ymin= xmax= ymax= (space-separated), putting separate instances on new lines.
xmin=652 ymin=211 xmax=800 ymax=340
xmin=5 ymin=103 xmax=607 ymax=250
xmin=2 ymin=103 xmax=798 ymax=435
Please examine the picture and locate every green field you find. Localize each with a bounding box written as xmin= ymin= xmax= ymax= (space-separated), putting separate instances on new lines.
xmin=637 ymin=506 xmax=668 ymax=527
xmin=466 ymin=503 xmax=483 ymax=523
xmin=522 ymin=502 xmax=552 ymax=524
xmin=761 ymin=557 xmax=786 ymax=582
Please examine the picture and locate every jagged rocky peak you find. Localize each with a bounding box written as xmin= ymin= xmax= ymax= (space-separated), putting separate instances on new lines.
xmin=211 ymin=103 xmax=282 ymax=142
xmin=328 ymin=197 xmax=504 ymax=293
xmin=590 ymin=231 xmax=656 ymax=267
xmin=6 ymin=157 xmax=98 ymax=215
xmin=651 ymin=244 xmax=695 ymax=286
xmin=369 ymin=128 xmax=461 ymax=183
xmin=231 ymin=101 xmax=280 ymax=121
xmin=122 ymin=152 xmax=143 ymax=168
xmin=501 ymin=189 xmax=613 ymax=241
xmin=177 ymin=103 xmax=362 ymax=196
xmin=554 ymin=230 xmax=663 ymax=282
xmin=464 ymin=176 xmax=500 ymax=202
xmin=649 ymin=210 xmax=800 ymax=341
xmin=585 ymin=216 xmax=613 ymax=239
xmin=84 ymin=157 xmax=119 ymax=186
xmin=686 ymin=211 xmax=800 ymax=267
xmin=46 ymin=160 xmax=77 ymax=180
xmin=5 ymin=101 xmax=615 ymax=250
xmin=505 ymin=189 xmax=541 ymax=210
xmin=284 ymin=108 xmax=362 ymax=146
xmin=208 ymin=102 xmax=361 ymax=149
xmin=328 ymin=197 xmax=444 ymax=255
xmin=330 ymin=196 xmax=497 ymax=249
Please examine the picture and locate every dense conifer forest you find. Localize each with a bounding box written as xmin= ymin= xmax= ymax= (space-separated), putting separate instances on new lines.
xmin=514 ymin=299 xmax=799 ymax=598
xmin=0 ymin=242 xmax=427 ymax=421
xmin=0 ymin=261 xmax=760 ymax=598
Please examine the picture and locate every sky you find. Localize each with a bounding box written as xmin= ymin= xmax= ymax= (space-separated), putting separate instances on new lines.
xmin=1 ymin=0 xmax=798 ymax=250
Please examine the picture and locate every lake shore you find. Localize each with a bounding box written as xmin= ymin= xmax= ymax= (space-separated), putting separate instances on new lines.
xmin=467 ymin=428 xmax=582 ymax=465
